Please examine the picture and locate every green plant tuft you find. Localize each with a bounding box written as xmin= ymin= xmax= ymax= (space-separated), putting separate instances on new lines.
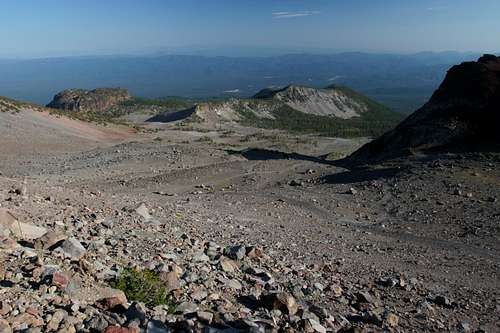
xmin=111 ymin=268 xmax=175 ymax=310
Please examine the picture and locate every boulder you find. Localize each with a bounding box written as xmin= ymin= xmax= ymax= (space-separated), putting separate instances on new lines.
xmin=0 ymin=209 xmax=47 ymax=240
xmin=97 ymin=290 xmax=128 ymax=310
xmin=60 ymin=238 xmax=86 ymax=260
xmin=261 ymin=292 xmax=299 ymax=315
xmin=35 ymin=231 xmax=67 ymax=250
xmin=135 ymin=203 xmax=151 ymax=220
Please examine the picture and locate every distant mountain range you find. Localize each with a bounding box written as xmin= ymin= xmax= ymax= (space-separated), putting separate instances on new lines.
xmin=0 ymin=52 xmax=489 ymax=113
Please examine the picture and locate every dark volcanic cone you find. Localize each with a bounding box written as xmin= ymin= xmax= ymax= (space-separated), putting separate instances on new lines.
xmin=345 ymin=55 xmax=500 ymax=164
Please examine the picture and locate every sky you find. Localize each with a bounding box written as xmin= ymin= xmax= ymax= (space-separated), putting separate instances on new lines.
xmin=0 ymin=0 xmax=499 ymax=58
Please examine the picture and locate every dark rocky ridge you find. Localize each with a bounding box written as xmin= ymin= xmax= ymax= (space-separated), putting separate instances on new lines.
xmin=47 ymin=88 xmax=131 ymax=113
xmin=345 ymin=55 xmax=500 ymax=163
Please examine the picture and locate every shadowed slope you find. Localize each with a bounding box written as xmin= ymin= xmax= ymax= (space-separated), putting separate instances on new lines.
xmin=345 ymin=55 xmax=500 ymax=164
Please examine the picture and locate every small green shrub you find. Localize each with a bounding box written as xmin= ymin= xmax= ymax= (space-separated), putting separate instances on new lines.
xmin=111 ymin=268 xmax=175 ymax=309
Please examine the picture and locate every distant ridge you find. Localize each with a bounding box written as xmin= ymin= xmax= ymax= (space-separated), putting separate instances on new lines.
xmin=149 ymin=84 xmax=402 ymax=138
xmin=47 ymin=88 xmax=131 ymax=113
xmin=253 ymin=84 xmax=392 ymax=119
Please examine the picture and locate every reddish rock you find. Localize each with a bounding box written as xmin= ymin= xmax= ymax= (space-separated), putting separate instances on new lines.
xmin=261 ymin=292 xmax=299 ymax=315
xmin=0 ymin=302 xmax=12 ymax=316
xmin=52 ymin=271 xmax=70 ymax=290
xmin=0 ymin=319 xmax=11 ymax=333
xmin=34 ymin=231 xmax=67 ymax=250
xmin=0 ymin=236 xmax=17 ymax=250
xmin=246 ymin=246 xmax=265 ymax=259
xmin=8 ymin=313 xmax=43 ymax=329
xmin=159 ymin=271 xmax=180 ymax=292
xmin=97 ymin=292 xmax=128 ymax=310
xmin=103 ymin=327 xmax=139 ymax=333
xmin=25 ymin=307 xmax=39 ymax=316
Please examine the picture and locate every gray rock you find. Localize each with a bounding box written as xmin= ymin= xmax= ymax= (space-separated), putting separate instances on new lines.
xmin=135 ymin=203 xmax=152 ymax=220
xmin=457 ymin=322 xmax=471 ymax=332
xmin=289 ymin=180 xmax=304 ymax=187
xmin=176 ymin=302 xmax=198 ymax=314
xmin=147 ymin=320 xmax=171 ymax=333
xmin=85 ymin=316 xmax=108 ymax=332
xmin=102 ymin=219 xmax=116 ymax=228
xmin=217 ymin=276 xmax=242 ymax=290
xmin=433 ymin=295 xmax=453 ymax=308
xmin=192 ymin=251 xmax=209 ymax=263
xmin=191 ymin=287 xmax=208 ymax=301
xmin=35 ymin=231 xmax=67 ymax=250
xmin=61 ymin=237 xmax=86 ymax=260
xmin=196 ymin=311 xmax=214 ymax=324
xmin=308 ymin=318 xmax=326 ymax=333
xmin=224 ymin=245 xmax=246 ymax=260
xmin=125 ymin=302 xmax=147 ymax=325
xmin=357 ymin=291 xmax=375 ymax=304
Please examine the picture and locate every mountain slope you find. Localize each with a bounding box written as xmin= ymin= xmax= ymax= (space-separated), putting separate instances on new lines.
xmin=149 ymin=85 xmax=403 ymax=138
xmin=345 ymin=55 xmax=500 ymax=163
xmin=0 ymin=97 xmax=133 ymax=155
xmin=254 ymin=85 xmax=381 ymax=119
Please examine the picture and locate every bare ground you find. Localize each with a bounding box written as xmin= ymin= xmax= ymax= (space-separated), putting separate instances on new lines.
xmin=0 ymin=109 xmax=499 ymax=332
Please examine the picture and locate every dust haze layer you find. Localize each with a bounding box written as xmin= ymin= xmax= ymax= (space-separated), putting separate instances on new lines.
xmin=0 ymin=52 xmax=483 ymax=113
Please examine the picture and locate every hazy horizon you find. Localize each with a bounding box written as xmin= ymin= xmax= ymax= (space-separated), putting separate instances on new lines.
xmin=0 ymin=49 xmax=495 ymax=61
xmin=1 ymin=0 xmax=499 ymax=58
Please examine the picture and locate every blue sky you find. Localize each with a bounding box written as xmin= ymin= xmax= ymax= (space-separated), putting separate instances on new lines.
xmin=0 ymin=0 xmax=499 ymax=57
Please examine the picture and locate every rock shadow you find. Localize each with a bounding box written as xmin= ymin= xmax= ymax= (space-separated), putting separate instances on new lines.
xmin=230 ymin=148 xmax=336 ymax=166
xmin=146 ymin=107 xmax=195 ymax=123
xmin=320 ymin=166 xmax=402 ymax=184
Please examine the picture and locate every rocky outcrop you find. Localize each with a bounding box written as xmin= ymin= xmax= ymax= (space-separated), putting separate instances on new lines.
xmin=148 ymin=99 xmax=278 ymax=124
xmin=345 ymin=55 xmax=500 ymax=163
xmin=254 ymin=84 xmax=382 ymax=119
xmin=149 ymin=85 xmax=393 ymax=127
xmin=47 ymin=88 xmax=131 ymax=113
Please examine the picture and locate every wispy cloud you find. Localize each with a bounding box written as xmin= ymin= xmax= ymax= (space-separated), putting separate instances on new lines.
xmin=427 ymin=6 xmax=448 ymax=11
xmin=223 ymin=89 xmax=241 ymax=93
xmin=272 ymin=10 xmax=320 ymax=19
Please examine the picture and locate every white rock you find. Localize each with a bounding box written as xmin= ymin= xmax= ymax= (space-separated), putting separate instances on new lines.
xmin=309 ymin=319 xmax=327 ymax=333
xmin=135 ymin=203 xmax=152 ymax=220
